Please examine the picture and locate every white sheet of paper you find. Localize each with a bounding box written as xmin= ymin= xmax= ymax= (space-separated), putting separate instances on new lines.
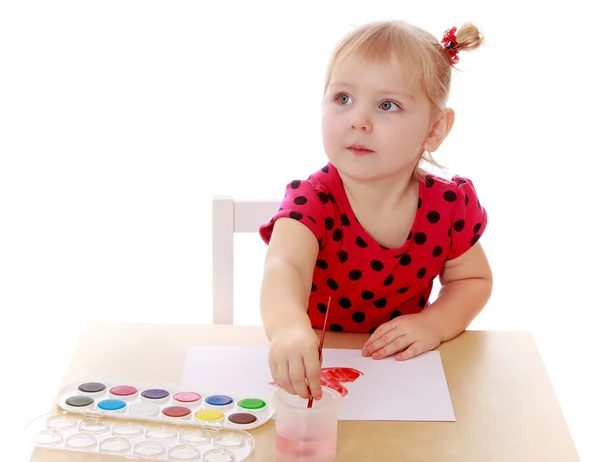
xmin=181 ymin=346 xmax=455 ymax=421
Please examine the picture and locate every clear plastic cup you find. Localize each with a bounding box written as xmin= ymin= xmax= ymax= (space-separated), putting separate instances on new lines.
xmin=272 ymin=386 xmax=342 ymax=462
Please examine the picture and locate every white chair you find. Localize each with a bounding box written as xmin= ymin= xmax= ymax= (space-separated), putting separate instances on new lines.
xmin=212 ymin=196 xmax=281 ymax=324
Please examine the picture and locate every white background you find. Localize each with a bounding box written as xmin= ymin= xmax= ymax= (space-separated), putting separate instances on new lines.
xmin=1 ymin=0 xmax=598 ymax=460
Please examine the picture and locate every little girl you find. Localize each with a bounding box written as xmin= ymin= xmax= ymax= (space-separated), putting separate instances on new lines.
xmin=258 ymin=20 xmax=493 ymax=401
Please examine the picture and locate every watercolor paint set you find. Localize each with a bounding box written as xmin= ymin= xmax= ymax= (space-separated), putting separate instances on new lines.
xmin=56 ymin=380 xmax=274 ymax=430
xmin=24 ymin=379 xmax=276 ymax=460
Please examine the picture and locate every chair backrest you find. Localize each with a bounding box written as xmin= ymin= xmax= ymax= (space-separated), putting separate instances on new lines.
xmin=212 ymin=196 xmax=280 ymax=324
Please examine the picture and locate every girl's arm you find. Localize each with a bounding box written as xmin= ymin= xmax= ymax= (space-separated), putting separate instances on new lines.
xmin=422 ymin=241 xmax=493 ymax=342
xmin=260 ymin=217 xmax=319 ymax=340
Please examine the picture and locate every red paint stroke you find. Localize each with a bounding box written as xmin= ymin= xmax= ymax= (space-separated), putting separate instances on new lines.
xmin=269 ymin=367 xmax=363 ymax=397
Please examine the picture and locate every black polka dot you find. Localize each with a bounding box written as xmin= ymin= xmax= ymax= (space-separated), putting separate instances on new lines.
xmin=425 ymin=176 xmax=434 ymax=188
xmin=291 ymin=180 xmax=301 ymax=189
xmin=370 ymin=260 xmax=384 ymax=271
xmin=361 ymin=291 xmax=375 ymax=300
xmin=317 ymin=192 xmax=329 ymax=204
xmin=414 ymin=232 xmax=427 ymax=245
xmin=417 ymin=267 xmax=427 ymax=279
xmin=348 ymin=270 xmax=362 ymax=281
xmin=289 ymin=211 xmax=303 ymax=220
xmin=326 ymin=278 xmax=339 ymax=290
xmin=318 ymin=238 xmax=323 ymax=250
xmin=443 ymin=190 xmax=457 ymax=202
xmin=352 ymin=312 xmax=366 ymax=323
xmin=471 ymin=235 xmax=481 ymax=246
xmin=325 ymin=217 xmax=334 ymax=230
xmin=390 ymin=310 xmax=402 ymax=320
xmin=329 ymin=324 xmax=343 ymax=332
xmin=369 ymin=327 xmax=377 ymax=334
xmin=433 ymin=246 xmax=443 ymax=258
xmin=327 ymin=194 xmax=335 ymax=204
xmin=338 ymin=251 xmax=348 ymax=263
xmin=341 ymin=214 xmax=351 ymax=226
xmin=317 ymin=303 xmax=327 ymax=314
xmin=399 ymin=254 xmax=412 ymax=266
xmin=418 ymin=197 xmax=422 ymax=208
xmin=418 ymin=296 xmax=427 ymax=308
xmin=465 ymin=195 xmax=469 ymax=206
xmin=383 ymin=275 xmax=394 ymax=286
xmin=332 ymin=228 xmax=343 ymax=242
xmin=308 ymin=216 xmax=316 ymax=224
xmin=294 ymin=196 xmax=307 ymax=205
xmin=322 ymin=165 xmax=330 ymax=173
xmin=316 ymin=260 xmax=328 ymax=270
xmin=356 ymin=236 xmax=368 ymax=248
xmin=427 ymin=211 xmax=440 ymax=223
xmin=338 ymin=297 xmax=352 ymax=309
xmin=311 ymin=283 xmax=317 ymax=292
xmin=453 ymin=219 xmax=465 ymax=232
xmin=374 ymin=298 xmax=387 ymax=308
xmin=474 ymin=223 xmax=482 ymax=234
xmin=380 ymin=245 xmax=389 ymax=250
xmin=397 ymin=286 xmax=409 ymax=294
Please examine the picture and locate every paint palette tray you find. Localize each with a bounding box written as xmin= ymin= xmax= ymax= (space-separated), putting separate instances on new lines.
xmin=56 ymin=380 xmax=275 ymax=431
xmin=25 ymin=410 xmax=255 ymax=461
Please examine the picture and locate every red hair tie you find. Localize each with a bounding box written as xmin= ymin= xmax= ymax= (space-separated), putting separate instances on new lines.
xmin=441 ymin=27 xmax=460 ymax=63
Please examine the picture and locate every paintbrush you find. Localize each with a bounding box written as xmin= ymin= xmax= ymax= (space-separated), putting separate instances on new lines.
xmin=307 ymin=296 xmax=331 ymax=408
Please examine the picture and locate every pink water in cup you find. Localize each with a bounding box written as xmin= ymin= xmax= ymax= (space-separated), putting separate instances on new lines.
xmin=272 ymin=386 xmax=342 ymax=462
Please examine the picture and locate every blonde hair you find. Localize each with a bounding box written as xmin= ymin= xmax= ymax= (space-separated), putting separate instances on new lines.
xmin=323 ymin=20 xmax=484 ymax=176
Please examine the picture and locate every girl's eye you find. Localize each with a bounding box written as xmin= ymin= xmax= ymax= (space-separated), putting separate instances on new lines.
xmin=380 ymin=100 xmax=400 ymax=111
xmin=335 ymin=93 xmax=353 ymax=105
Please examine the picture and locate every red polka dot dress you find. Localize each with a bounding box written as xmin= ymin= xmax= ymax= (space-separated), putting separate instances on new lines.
xmin=259 ymin=162 xmax=488 ymax=334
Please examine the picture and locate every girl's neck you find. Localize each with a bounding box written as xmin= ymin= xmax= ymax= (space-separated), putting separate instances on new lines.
xmin=338 ymin=167 xmax=418 ymax=212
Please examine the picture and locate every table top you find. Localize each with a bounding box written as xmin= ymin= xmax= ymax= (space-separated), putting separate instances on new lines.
xmin=30 ymin=323 xmax=580 ymax=461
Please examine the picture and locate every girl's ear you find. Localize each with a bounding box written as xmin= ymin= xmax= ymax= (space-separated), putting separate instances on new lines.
xmin=423 ymin=108 xmax=455 ymax=153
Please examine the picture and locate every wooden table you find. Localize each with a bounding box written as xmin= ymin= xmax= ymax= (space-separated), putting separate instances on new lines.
xmin=31 ymin=323 xmax=580 ymax=461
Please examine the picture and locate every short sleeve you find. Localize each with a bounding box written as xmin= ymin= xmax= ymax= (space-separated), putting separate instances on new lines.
xmin=258 ymin=178 xmax=335 ymax=248
xmin=447 ymin=176 xmax=488 ymax=260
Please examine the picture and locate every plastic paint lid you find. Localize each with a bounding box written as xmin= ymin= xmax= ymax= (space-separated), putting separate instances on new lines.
xmin=203 ymin=448 xmax=236 ymax=462
xmin=146 ymin=427 xmax=178 ymax=441
xmin=228 ymin=413 xmax=257 ymax=425
xmin=141 ymin=388 xmax=170 ymax=400
xmin=46 ymin=415 xmax=77 ymax=432
xmin=99 ymin=436 xmax=131 ymax=455
xmin=205 ymin=395 xmax=233 ymax=406
xmin=97 ymin=399 xmax=126 ymax=411
xmin=134 ymin=441 xmax=166 ymax=458
xmin=179 ymin=430 xmax=212 ymax=445
xmin=66 ymin=433 xmax=97 ymax=450
xmin=194 ymin=409 xmax=224 ymax=421
xmin=65 ymin=396 xmax=94 ymax=407
xmin=162 ymin=406 xmax=191 ymax=418
xmin=79 ymin=420 xmax=110 ymax=435
xmin=173 ymin=392 xmax=201 ymax=403
xmin=238 ymin=398 xmax=265 ymax=410
xmin=110 ymin=385 xmax=138 ymax=396
xmin=168 ymin=444 xmax=202 ymax=461
xmin=129 ymin=402 xmax=159 ymax=417
xmin=112 ymin=423 xmax=144 ymax=439
xmin=78 ymin=382 xmax=106 ymax=393
xmin=214 ymin=432 xmax=245 ymax=450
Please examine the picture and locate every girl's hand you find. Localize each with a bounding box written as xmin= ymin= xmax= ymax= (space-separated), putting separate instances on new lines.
xmin=269 ymin=325 xmax=323 ymax=399
xmin=361 ymin=313 xmax=442 ymax=361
